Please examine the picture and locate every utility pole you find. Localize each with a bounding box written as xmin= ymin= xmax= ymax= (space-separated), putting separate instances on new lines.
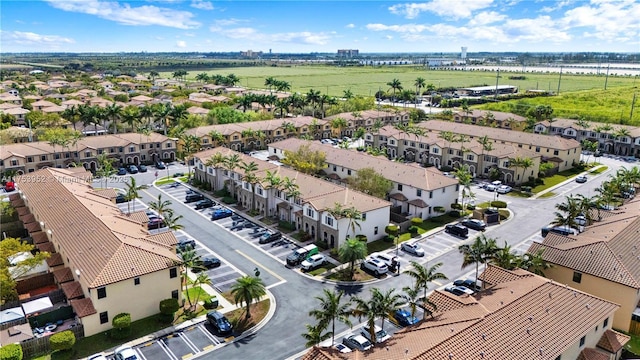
xmin=604 ymin=64 xmax=610 ymax=90
xmin=631 ymin=92 xmax=637 ymax=124
xmin=557 ymin=66 xmax=563 ymax=95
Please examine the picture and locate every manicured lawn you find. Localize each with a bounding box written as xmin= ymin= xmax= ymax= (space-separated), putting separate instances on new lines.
xmin=47 ymin=314 xmax=171 ymax=359
xmin=624 ymin=331 xmax=640 ymax=355
xmin=531 ymin=168 xmax=585 ymax=193
xmin=589 ymin=166 xmax=608 ymax=174
xmin=366 ymin=239 xmax=394 ymax=253
xmin=307 ymin=263 xmax=336 ymax=276
xmin=156 ymin=177 xmax=176 ymax=186
xmin=184 ymin=286 xmax=212 ymax=303
xmin=538 ymin=192 xmax=556 ymax=198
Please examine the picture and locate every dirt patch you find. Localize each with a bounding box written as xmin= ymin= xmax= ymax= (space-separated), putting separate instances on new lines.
xmin=226 ymin=299 xmax=270 ymax=333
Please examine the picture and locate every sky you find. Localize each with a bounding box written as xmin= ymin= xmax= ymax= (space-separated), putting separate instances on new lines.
xmin=1 ymin=0 xmax=639 ymax=54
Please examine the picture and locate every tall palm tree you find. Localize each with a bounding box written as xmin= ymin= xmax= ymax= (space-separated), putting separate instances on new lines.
xmin=338 ymin=238 xmax=367 ymax=280
xmin=490 ymin=242 xmax=519 ymax=270
xmin=149 ymin=194 xmax=172 ymax=218
xmin=386 ymin=78 xmax=403 ymax=102
xmin=190 ymin=272 xmax=212 ymax=306
xmin=178 ymin=247 xmax=202 ymax=309
xmin=237 ymin=94 xmax=254 ymax=113
xmin=281 ymin=176 xmax=300 ymax=223
xmin=455 ymin=165 xmax=473 ymax=211
xmin=231 ymin=275 xmax=266 ymax=319
xmin=405 ymin=261 xmax=447 ymax=318
xmin=350 ymin=290 xmax=379 ymax=344
xmin=121 ymin=105 xmax=140 ymax=132
xmin=478 ymin=135 xmax=494 ymax=173
xmin=180 ymin=134 xmax=201 ymax=180
xmin=240 ymin=161 xmax=260 ymax=211
xmin=402 ymin=285 xmax=422 ymax=320
xmin=305 ymin=89 xmax=321 ymax=117
xmin=330 ymin=117 xmax=348 ymax=138
xmin=163 ymin=210 xmax=184 ymax=232
xmin=374 ymin=288 xmax=403 ymax=331
xmin=105 ymin=102 xmax=123 ymax=134
xmin=414 ymin=77 xmax=426 ymax=108
xmin=262 ymin=170 xmax=282 ymax=217
xmin=124 ymin=177 xmax=148 ymax=214
xmin=208 ymin=130 xmax=226 ymax=147
xmin=224 ymin=154 xmax=241 ymax=198
xmin=301 ymin=323 xmax=332 ymax=347
xmin=275 ymin=80 xmax=291 ymax=93
xmin=308 ymin=289 xmax=352 ymax=346
xmin=458 ymin=234 xmax=498 ymax=289
xmin=520 ymin=248 xmax=552 ymax=276
xmin=438 ymin=131 xmax=456 ymax=166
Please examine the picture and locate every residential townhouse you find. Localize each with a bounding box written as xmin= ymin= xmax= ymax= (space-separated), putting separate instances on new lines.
xmin=535 ymin=118 xmax=640 ymax=157
xmin=324 ymin=109 xmax=410 ymax=137
xmin=452 ymin=109 xmax=527 ymax=130
xmin=0 ymin=132 xmax=176 ymax=175
xmin=184 ymin=117 xmax=328 ymax=152
xmin=528 ymin=196 xmax=640 ymax=334
xmin=14 ymin=168 xmax=181 ymax=336
xmin=267 ymin=138 xmax=460 ymax=221
xmin=193 ymin=147 xmax=391 ymax=248
xmin=365 ymin=125 xmax=541 ymax=184
xmin=418 ymin=120 xmax=581 ymax=172
xmin=0 ymin=106 xmax=30 ymax=126
xmin=303 ymin=265 xmax=627 ymax=360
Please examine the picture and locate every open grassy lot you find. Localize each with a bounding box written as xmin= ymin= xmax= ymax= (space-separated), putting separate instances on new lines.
xmin=162 ymin=65 xmax=637 ymax=98
xmin=479 ymin=86 xmax=640 ymax=124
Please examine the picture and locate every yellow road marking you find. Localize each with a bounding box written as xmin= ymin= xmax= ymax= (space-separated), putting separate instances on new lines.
xmin=432 ymin=280 xmax=442 ymax=286
xmin=182 ymin=353 xmax=193 ymax=359
xmin=203 ymin=345 xmax=214 ymax=351
xmin=224 ymin=336 xmax=235 ymax=342
xmin=235 ymin=250 xmax=286 ymax=282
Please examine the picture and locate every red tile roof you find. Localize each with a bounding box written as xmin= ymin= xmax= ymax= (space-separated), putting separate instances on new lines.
xmin=70 ymin=298 xmax=96 ymax=318
xmin=61 ymin=281 xmax=83 ymax=299
xmin=577 ymin=348 xmax=611 ymax=360
xmin=596 ymin=329 xmax=630 ymax=353
xmin=53 ymin=267 xmax=74 ymax=284
xmin=46 ymin=253 xmax=63 ymax=267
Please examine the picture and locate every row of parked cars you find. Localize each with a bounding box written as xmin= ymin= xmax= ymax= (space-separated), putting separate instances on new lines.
xmin=482 ymin=180 xmax=512 ymax=194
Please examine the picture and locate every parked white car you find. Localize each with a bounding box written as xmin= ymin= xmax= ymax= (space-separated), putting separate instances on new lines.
xmin=361 ymin=324 xmax=391 ymax=343
xmin=370 ymin=252 xmax=396 ymax=267
xmin=114 ymin=345 xmax=138 ymax=360
xmin=496 ymin=185 xmax=512 ymax=194
xmin=361 ymin=257 xmax=388 ymax=276
xmin=300 ymin=254 xmax=326 ymax=272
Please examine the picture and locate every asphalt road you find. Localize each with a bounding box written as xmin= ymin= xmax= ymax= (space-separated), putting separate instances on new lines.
xmin=102 ymin=155 xmax=629 ymax=360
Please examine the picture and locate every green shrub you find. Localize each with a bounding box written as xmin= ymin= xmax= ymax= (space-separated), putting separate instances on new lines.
xmin=383 ymin=235 xmax=395 ymax=242
xmin=409 ymin=226 xmax=419 ymax=234
xmin=490 ymin=201 xmax=507 ymax=208
xmin=203 ymin=297 xmax=218 ymax=310
xmin=450 ymin=203 xmax=462 ymax=210
xmin=0 ymin=343 xmax=23 ymax=360
xmin=384 ymin=224 xmax=399 ymax=237
xmin=410 ymin=217 xmax=423 ymax=225
xmin=50 ymin=330 xmax=76 ymax=352
xmin=356 ymin=234 xmax=367 ymax=242
xmin=222 ymin=196 xmax=236 ymax=204
xmin=521 ymin=186 xmax=532 ymax=193
xmin=111 ymin=313 xmax=131 ymax=339
xmin=449 ymin=210 xmax=461 ymax=217
xmin=159 ymin=298 xmax=179 ymax=323
xmin=434 ymin=206 xmax=446 ymax=213
xmin=467 ymin=204 xmax=476 ymax=210
xmin=440 ymin=165 xmax=454 ymax=172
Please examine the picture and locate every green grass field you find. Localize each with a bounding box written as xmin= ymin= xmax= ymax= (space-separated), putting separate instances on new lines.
xmin=163 ymin=65 xmax=638 ymax=98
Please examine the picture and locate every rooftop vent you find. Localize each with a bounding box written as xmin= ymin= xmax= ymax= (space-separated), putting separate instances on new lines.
xmin=539 ymin=348 xmax=544 ymax=356
xmin=481 ymin=334 xmax=486 ymax=340
xmin=528 ymin=316 xmax=533 ymax=322
xmin=586 ymin=304 xmax=590 ymax=309
xmin=526 ymin=328 xmax=531 ymax=335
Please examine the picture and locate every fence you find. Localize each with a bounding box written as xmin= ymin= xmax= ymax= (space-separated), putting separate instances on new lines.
xmin=27 ymin=306 xmax=74 ymax=328
xmin=16 ymin=272 xmax=55 ymax=295
xmin=20 ymin=323 xmax=84 ymax=359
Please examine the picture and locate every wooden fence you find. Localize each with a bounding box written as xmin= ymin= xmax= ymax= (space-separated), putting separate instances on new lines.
xmin=20 ymin=323 xmax=84 ymax=359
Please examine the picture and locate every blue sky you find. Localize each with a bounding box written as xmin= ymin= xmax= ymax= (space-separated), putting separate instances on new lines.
xmin=1 ymin=0 xmax=639 ymax=53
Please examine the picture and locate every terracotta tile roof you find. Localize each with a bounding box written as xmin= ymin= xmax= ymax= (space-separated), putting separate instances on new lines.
xmin=528 ymin=212 xmax=640 ymax=289
xmin=270 ymin=138 xmax=460 ymax=191
xmin=125 ymin=210 xmax=150 ymax=225
xmin=61 ymin=281 xmax=84 ymax=299
xmin=577 ymin=348 xmax=611 ymax=360
xmin=31 ymin=231 xmax=49 ymax=244
xmin=11 ymin=198 xmax=25 ymax=207
xmin=16 ymin=206 xmax=30 ymax=216
xmin=304 ymin=265 xmax=619 ymax=360
xmin=455 ymin=109 xmax=527 ymax=123
xmin=407 ymin=199 xmax=428 ymax=207
xmin=93 ymin=188 xmax=118 ymax=200
xmin=184 ymin=116 xmax=324 ymax=137
xmin=194 ymin=147 xmax=391 ymax=213
xmin=36 ymin=241 xmax=55 ymax=253
xmin=9 ymin=193 xmax=20 ymax=201
xmin=418 ymin=120 xmax=581 ymax=150
xmin=53 ymin=267 xmax=74 ymax=284
xmin=19 ymin=213 xmax=35 ymax=224
xmin=69 ymin=298 xmax=96 ymax=317
xmin=15 ymin=168 xmax=180 ymax=289
xmin=389 ymin=192 xmax=408 ymax=201
xmin=597 ymin=329 xmax=630 ymax=353
xmin=46 ymin=253 xmax=64 ymax=267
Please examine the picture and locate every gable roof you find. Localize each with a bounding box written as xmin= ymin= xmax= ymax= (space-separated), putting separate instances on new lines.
xmin=15 ymin=168 xmax=180 ymax=288
xmin=302 ymin=265 xmax=619 ymax=360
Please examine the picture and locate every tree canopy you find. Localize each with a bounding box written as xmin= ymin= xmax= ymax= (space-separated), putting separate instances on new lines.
xmin=281 ymin=143 xmax=327 ymax=175
xmin=346 ymin=167 xmax=393 ymax=199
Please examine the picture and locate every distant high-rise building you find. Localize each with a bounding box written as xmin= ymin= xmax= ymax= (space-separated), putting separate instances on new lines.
xmin=337 ymin=49 xmax=359 ymax=58
xmin=461 ymin=46 xmax=468 ymax=60
xmin=241 ymin=50 xmax=263 ymax=58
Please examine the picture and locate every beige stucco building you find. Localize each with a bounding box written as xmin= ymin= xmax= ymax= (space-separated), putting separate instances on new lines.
xmin=13 ymin=168 xmax=181 ymax=336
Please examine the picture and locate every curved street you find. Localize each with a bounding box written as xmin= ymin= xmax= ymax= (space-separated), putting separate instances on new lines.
xmin=105 ymin=155 xmax=625 ymax=360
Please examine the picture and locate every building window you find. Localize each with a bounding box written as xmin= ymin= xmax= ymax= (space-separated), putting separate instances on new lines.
xmin=333 ymin=166 xmax=337 ymax=171
xmin=604 ymin=318 xmax=609 ymax=328
xmin=535 ymin=147 xmax=540 ymax=152
xmin=119 ymin=147 xmax=124 ymax=152
xmin=170 ymin=268 xmax=178 ymax=278
xmin=572 ymin=271 xmax=582 ymax=283
xmin=398 ymin=184 xmax=403 ymax=191
xmin=171 ymin=290 xmax=179 ymax=299
xmin=432 ymin=148 xmax=439 ymax=154
xmin=554 ymin=150 xmax=559 ymax=155
xmin=347 ymin=170 xmax=351 ymax=176
xmin=579 ymin=336 xmax=585 ymax=347
xmin=97 ymin=287 xmax=106 ymax=299
xmin=41 ymin=155 xmax=46 ymax=161
xmin=417 ymin=189 xmax=422 ymax=197
xmin=134 ymin=277 xmax=140 ymax=285
xmin=362 ymin=213 xmax=366 ymax=220
xmin=27 ymin=157 xmax=33 ymax=163
xmin=99 ymin=311 xmax=108 ymax=324
xmin=467 ymin=154 xmax=473 ymax=161
xmin=429 ymin=191 xmax=433 ymax=199
xmin=374 ymin=226 xmax=378 ymax=235
xmin=306 ymin=208 xmax=315 ymax=218
xmin=129 ymin=146 xmax=135 ymax=152
xmin=326 ymin=217 xmax=333 ymax=226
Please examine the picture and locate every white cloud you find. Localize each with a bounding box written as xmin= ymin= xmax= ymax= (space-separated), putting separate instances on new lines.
xmin=560 ymin=0 xmax=640 ymax=41
xmin=211 ymin=26 xmax=332 ymax=45
xmin=389 ymin=0 xmax=493 ymax=19
xmin=45 ymin=0 xmax=200 ymax=29
xmin=346 ymin=23 xmax=355 ymax=28
xmin=1 ymin=30 xmax=75 ymax=45
xmin=366 ymin=23 xmax=429 ymax=33
xmin=467 ymin=11 xmax=506 ymax=26
xmin=191 ymin=0 xmax=214 ymax=10
xmin=540 ymin=0 xmax=574 ymax=13
xmin=385 ymin=35 xmax=393 ymax=40
xmin=176 ymin=40 xmax=187 ymax=47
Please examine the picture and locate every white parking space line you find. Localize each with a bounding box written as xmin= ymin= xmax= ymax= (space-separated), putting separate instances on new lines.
xmin=208 ymin=269 xmax=238 ymax=278
xmin=158 ymin=339 xmax=179 ymax=360
xmin=215 ymin=278 xmax=242 ymax=287
xmin=434 ymin=237 xmax=464 ymax=246
xmin=178 ymin=332 xmax=200 ymax=354
xmin=135 ymin=348 xmax=148 ymax=360
xmin=198 ymin=324 xmax=221 ymax=345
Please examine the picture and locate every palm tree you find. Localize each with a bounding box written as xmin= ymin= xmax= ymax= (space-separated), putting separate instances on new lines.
xmin=224 ymin=154 xmax=241 ymax=198
xmin=305 ymin=89 xmax=321 ymax=117
xmin=402 ymin=285 xmax=422 ymax=320
xmin=265 ymin=77 xmax=276 ymax=92
xmin=149 ymin=71 xmax=159 ymax=81
xmin=455 ymin=165 xmax=473 ymax=212
xmin=458 ymin=234 xmax=498 ymax=289
xmin=386 ymin=78 xmax=403 ymax=102
xmin=240 ymin=161 xmax=259 ymax=211
xmin=208 ymin=130 xmax=226 ymax=148
xmin=180 ymin=134 xmax=201 ymax=180
xmin=148 ymin=194 xmax=173 ymax=218
xmin=581 ymin=140 xmax=598 ymax=164
xmin=237 ymin=94 xmax=254 ymax=113
xmin=281 ymin=176 xmax=300 ymax=223
xmin=262 ymin=170 xmax=282 ymax=217
xmin=404 ymin=261 xmax=447 ymax=318
xmin=231 ymin=276 xmax=266 ymax=319
xmin=490 ymin=242 xmax=519 ymax=270
xmin=124 ymin=177 xmax=148 ymax=214
xmin=301 ymin=324 xmax=332 ymax=347
xmin=275 ymin=80 xmax=291 ymax=93
xmin=190 ymin=272 xmax=212 ymax=306
xmin=308 ymin=290 xmax=352 ymax=346
xmin=338 ymin=238 xmax=367 ymax=280
xmin=163 ymin=210 xmax=184 ymax=232
xmin=438 ymin=131 xmax=456 ymax=166
xmin=520 ymin=248 xmax=552 ymax=276
xmin=414 ymin=77 xmax=426 ymax=108
xmin=330 ymin=117 xmax=348 ymax=138
xmin=350 ymin=290 xmax=378 ymax=344
xmin=178 ymin=247 xmax=202 ymax=309
xmin=613 ymin=128 xmax=631 ymax=155
xmin=274 ymin=98 xmax=289 ymax=118
xmin=342 ymin=89 xmax=353 ymax=100
xmin=105 ymin=102 xmax=123 ymax=134
xmin=121 ymin=105 xmax=140 ymax=132
xmin=374 ymin=288 xmax=403 ymax=331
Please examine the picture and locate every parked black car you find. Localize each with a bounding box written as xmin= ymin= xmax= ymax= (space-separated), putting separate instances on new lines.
xmin=445 ymin=224 xmax=469 ymax=238
xmin=206 ymin=311 xmax=232 ymax=335
xmin=115 ymin=194 xmax=126 ymax=203
xmin=461 ymin=219 xmax=486 ymax=231
xmin=193 ymin=256 xmax=221 ymax=272
xmin=138 ymin=165 xmax=148 ymax=173
xmin=185 ymin=192 xmax=205 ymax=203
xmin=258 ymin=231 xmax=282 ymax=244
xmin=195 ymin=198 xmax=214 ymax=209
xmin=177 ymin=239 xmax=196 ymax=252
xmin=155 ymin=161 xmax=166 ymax=169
